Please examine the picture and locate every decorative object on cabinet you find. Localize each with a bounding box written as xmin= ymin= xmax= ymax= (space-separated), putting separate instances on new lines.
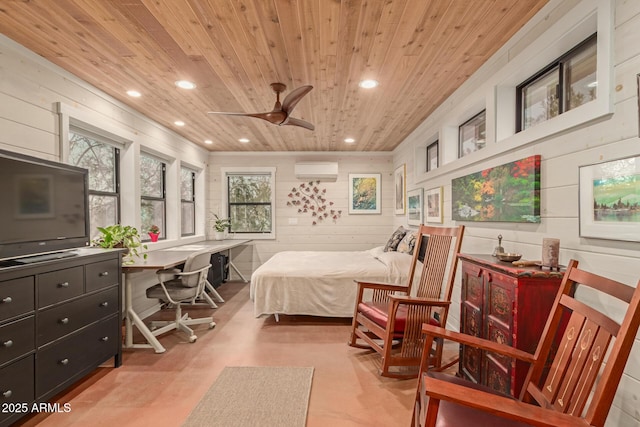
xmin=457 ymin=254 xmax=564 ymax=397
xmin=425 ymin=187 xmax=443 ymax=223
xmin=286 ymin=181 xmax=341 ymax=225
xmin=92 ymin=224 xmax=147 ymax=264
xmin=578 ymin=154 xmax=640 ymax=242
xmin=412 ymin=259 xmax=640 ymax=427
xmin=394 ymin=164 xmax=406 ymax=215
xmin=348 ymin=173 xmax=381 ymax=214
xmin=452 ymin=155 xmax=541 ymax=223
xmin=348 ymin=224 xmax=465 ymax=378
xmin=407 ymin=188 xmax=423 ymax=226
xmin=0 ymin=249 xmax=122 ymax=426
xmin=541 ymin=237 xmax=560 ymax=269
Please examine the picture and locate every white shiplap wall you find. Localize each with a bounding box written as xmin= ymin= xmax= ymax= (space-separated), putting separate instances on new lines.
xmin=392 ymin=1 xmax=640 ymax=425
xmin=207 ymin=153 xmax=395 ymax=278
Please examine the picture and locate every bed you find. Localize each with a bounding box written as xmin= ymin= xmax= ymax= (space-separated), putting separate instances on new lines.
xmin=249 ymin=246 xmax=414 ymax=318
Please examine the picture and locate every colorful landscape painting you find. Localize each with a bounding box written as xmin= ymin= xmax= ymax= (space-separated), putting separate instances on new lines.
xmin=452 ymin=155 xmax=541 ymax=222
xmin=592 ymin=173 xmax=640 ymax=223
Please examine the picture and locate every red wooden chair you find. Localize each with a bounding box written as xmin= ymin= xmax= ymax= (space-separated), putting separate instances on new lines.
xmin=348 ymin=224 xmax=464 ymax=378
xmin=413 ymin=259 xmax=640 ymax=427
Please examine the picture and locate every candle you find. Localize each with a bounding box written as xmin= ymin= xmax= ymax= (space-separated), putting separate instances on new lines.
xmin=542 ymin=238 xmax=560 ymax=269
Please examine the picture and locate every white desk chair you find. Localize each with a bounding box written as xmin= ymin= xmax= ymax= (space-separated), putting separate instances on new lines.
xmin=146 ymin=249 xmax=216 ymax=343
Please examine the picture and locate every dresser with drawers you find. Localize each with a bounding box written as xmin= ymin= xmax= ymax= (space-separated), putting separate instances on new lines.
xmin=0 ymin=249 xmax=122 ymax=426
xmin=458 ymin=253 xmax=564 ymax=397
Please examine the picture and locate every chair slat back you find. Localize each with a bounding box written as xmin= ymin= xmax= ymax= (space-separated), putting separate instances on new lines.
xmin=407 ymin=225 xmax=464 ymax=302
xmin=181 ymin=250 xmax=212 ymax=288
xmin=523 ymin=259 xmax=640 ymax=426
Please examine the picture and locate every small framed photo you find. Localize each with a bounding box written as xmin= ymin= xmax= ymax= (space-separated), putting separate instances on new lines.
xmin=348 ymin=173 xmax=381 ymax=214
xmin=579 ymin=155 xmax=640 ymax=242
xmin=425 ymin=187 xmax=443 ymax=223
xmin=407 ymin=188 xmax=423 ymax=226
xmin=426 ymin=141 xmax=439 ymax=172
xmin=394 ymin=164 xmax=406 ymax=215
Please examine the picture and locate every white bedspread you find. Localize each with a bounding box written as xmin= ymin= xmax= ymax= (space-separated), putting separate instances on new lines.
xmin=250 ymin=247 xmax=413 ymax=317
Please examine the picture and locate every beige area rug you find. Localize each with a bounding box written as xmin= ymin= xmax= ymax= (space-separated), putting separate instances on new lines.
xmin=183 ymin=366 xmax=314 ymax=427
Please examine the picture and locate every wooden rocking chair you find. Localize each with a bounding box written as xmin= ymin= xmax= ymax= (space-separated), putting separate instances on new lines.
xmin=348 ymin=224 xmax=464 ymax=378
xmin=413 ymin=259 xmax=640 ymax=427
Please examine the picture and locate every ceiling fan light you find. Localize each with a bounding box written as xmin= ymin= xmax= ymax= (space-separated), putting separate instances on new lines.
xmin=358 ymin=79 xmax=379 ymax=89
xmin=126 ymin=90 xmax=141 ymax=97
xmin=175 ymin=80 xmax=196 ymax=90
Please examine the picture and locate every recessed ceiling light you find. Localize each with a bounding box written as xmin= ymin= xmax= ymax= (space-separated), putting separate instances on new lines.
xmin=175 ymin=80 xmax=196 ymax=90
xmin=344 ymin=138 xmax=355 ymax=143
xmin=238 ymin=138 xmax=250 ymax=143
xmin=174 ymin=120 xmax=185 ymax=126
xmin=358 ymin=79 xmax=379 ymax=89
xmin=126 ymin=90 xmax=141 ymax=97
xmin=204 ymin=139 xmax=213 ymax=145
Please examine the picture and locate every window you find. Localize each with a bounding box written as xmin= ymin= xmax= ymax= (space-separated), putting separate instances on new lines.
xmin=459 ymin=110 xmax=486 ymax=158
xmin=140 ymin=154 xmax=166 ymax=239
xmin=426 ymin=141 xmax=439 ymax=172
xmin=518 ymin=34 xmax=597 ymax=131
xmin=181 ymin=166 xmax=196 ymax=236
xmin=68 ymin=129 xmax=120 ymax=239
xmin=224 ymin=169 xmax=275 ymax=238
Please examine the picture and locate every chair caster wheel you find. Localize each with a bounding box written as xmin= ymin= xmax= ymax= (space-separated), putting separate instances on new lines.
xmin=209 ymin=322 xmax=216 ymax=329
xmin=189 ymin=335 xmax=197 ymax=343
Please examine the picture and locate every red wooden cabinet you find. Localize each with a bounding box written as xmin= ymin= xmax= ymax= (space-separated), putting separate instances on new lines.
xmin=458 ymin=254 xmax=564 ymax=397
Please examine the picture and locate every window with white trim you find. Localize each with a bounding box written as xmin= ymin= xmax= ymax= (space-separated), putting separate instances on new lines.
xmin=140 ymin=153 xmax=166 ymax=240
xmin=68 ymin=128 xmax=120 ymax=239
xmin=459 ymin=110 xmax=486 ymax=158
xmin=180 ymin=166 xmax=196 ymax=236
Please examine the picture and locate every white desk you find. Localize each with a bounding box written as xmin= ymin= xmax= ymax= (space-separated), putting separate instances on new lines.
xmin=121 ymin=239 xmax=251 ymax=353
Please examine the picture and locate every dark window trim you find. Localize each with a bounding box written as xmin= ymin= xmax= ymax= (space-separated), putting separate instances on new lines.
xmin=458 ymin=110 xmax=486 ymax=158
xmin=516 ymin=33 xmax=597 ymax=132
xmin=226 ymin=173 xmax=273 ymax=234
xmin=426 ymin=140 xmax=439 ymax=172
xmin=141 ymin=156 xmax=166 ymax=240
xmin=181 ymin=168 xmax=196 ymax=237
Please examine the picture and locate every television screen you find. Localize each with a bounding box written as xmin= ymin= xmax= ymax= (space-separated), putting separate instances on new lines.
xmin=0 ymin=149 xmax=90 ymax=261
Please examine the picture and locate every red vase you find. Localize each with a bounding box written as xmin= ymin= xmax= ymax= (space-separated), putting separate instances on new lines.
xmin=149 ymin=232 xmax=159 ymax=242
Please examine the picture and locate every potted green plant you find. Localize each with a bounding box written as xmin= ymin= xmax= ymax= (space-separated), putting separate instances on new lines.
xmin=148 ymin=224 xmax=160 ymax=242
xmin=212 ymin=214 xmax=231 ymax=240
xmin=93 ymin=224 xmax=148 ymax=264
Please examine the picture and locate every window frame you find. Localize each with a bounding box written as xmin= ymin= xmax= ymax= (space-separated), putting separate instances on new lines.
xmin=180 ymin=166 xmax=196 ymax=237
xmin=221 ymin=167 xmax=276 ymax=240
xmin=517 ymin=33 xmax=597 ymax=132
xmin=458 ymin=110 xmax=486 ymax=158
xmin=140 ymin=153 xmax=167 ymax=241
xmin=68 ymin=127 xmax=121 ymax=239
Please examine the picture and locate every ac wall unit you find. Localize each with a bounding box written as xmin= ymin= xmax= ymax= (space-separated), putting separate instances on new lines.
xmin=294 ymin=162 xmax=339 ymax=181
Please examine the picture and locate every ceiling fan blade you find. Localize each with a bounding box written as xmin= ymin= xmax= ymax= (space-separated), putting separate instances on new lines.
xmin=284 ymin=117 xmax=315 ymax=131
xmin=208 ymin=111 xmax=287 ymax=125
xmin=281 ymin=85 xmax=313 ymax=114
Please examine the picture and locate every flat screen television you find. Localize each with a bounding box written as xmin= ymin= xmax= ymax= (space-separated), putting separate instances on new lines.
xmin=0 ymin=148 xmax=90 ymax=261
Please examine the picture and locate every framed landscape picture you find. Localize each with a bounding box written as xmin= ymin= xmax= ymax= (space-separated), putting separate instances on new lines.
xmin=579 ymin=155 xmax=640 ymax=242
xmin=407 ymin=188 xmax=423 ymax=226
xmin=425 ymin=187 xmax=443 ymax=223
xmin=348 ymin=173 xmax=381 ymax=214
xmin=452 ymin=155 xmax=541 ymax=223
xmin=394 ymin=164 xmax=406 ymax=214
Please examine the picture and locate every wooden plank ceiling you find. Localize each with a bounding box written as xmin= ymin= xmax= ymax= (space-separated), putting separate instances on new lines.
xmin=0 ymin=0 xmax=548 ymax=152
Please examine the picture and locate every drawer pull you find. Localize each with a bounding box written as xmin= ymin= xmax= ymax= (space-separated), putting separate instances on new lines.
xmin=99 ymin=271 xmax=109 ymax=277
xmin=100 ymin=336 xmax=109 ymax=342
xmin=2 ymin=390 xmax=12 ymax=398
xmin=58 ymin=281 xmax=70 ymax=288
xmin=1 ymin=297 xmax=12 ymax=304
xmin=100 ymin=301 xmax=109 ymax=308
xmin=2 ymin=340 xmax=13 ymax=348
xmin=59 ymin=358 xmax=69 ymax=365
xmin=59 ymin=317 xmax=70 ymax=325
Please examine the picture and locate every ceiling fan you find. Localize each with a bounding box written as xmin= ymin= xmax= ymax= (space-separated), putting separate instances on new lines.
xmin=208 ymin=83 xmax=314 ymax=130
